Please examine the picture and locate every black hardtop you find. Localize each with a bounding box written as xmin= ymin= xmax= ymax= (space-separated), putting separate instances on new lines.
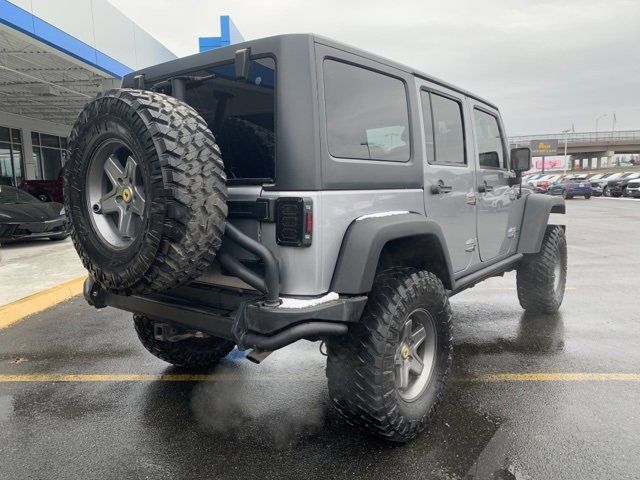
xmin=122 ymin=33 xmax=497 ymax=110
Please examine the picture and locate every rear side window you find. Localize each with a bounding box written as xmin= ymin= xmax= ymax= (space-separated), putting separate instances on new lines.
xmin=323 ymin=60 xmax=410 ymax=162
xmin=429 ymin=93 xmax=466 ymax=165
xmin=473 ymin=108 xmax=506 ymax=169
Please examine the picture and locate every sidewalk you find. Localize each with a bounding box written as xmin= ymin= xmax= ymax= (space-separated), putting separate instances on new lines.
xmin=0 ymin=238 xmax=86 ymax=307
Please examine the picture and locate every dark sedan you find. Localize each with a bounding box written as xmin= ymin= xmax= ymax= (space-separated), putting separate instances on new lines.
xmin=548 ymin=177 xmax=592 ymax=199
xmin=0 ymin=185 xmax=68 ymax=243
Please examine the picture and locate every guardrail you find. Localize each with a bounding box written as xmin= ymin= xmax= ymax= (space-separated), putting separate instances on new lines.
xmin=509 ymin=130 xmax=640 ymax=145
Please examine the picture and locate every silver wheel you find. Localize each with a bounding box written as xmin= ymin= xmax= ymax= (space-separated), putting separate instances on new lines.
xmin=395 ymin=308 xmax=437 ymax=401
xmin=85 ymin=138 xmax=146 ymax=249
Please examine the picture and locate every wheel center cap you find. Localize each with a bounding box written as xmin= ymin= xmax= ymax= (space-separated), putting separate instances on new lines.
xmin=401 ymin=344 xmax=410 ymax=359
xmin=122 ymin=187 xmax=132 ymax=203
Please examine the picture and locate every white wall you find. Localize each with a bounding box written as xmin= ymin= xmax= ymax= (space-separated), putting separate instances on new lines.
xmin=10 ymin=0 xmax=176 ymax=70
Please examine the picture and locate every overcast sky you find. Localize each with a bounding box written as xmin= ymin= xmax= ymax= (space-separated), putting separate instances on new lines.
xmin=109 ymin=0 xmax=639 ymax=135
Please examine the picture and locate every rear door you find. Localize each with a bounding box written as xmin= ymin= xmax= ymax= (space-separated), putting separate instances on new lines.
xmin=469 ymin=102 xmax=517 ymax=261
xmin=417 ymin=81 xmax=477 ymax=274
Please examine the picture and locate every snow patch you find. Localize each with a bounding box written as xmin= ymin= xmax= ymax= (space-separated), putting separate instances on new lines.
xmin=355 ymin=211 xmax=410 ymax=221
xmin=278 ymin=292 xmax=340 ymax=309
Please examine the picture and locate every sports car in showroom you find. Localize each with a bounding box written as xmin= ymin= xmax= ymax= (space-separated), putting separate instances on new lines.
xmin=0 ymin=185 xmax=68 ymax=243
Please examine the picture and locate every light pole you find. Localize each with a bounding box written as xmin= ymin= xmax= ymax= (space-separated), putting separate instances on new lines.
xmin=562 ymin=128 xmax=571 ymax=174
xmin=595 ymin=114 xmax=607 ymax=139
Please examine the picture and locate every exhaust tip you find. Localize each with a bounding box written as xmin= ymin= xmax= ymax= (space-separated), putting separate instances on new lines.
xmin=245 ymin=349 xmax=273 ymax=364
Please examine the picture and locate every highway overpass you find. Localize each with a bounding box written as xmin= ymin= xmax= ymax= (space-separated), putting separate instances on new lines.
xmin=509 ymin=130 xmax=640 ymax=169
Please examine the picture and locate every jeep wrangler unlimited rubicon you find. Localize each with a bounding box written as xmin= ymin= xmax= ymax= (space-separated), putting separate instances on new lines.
xmin=64 ymin=34 xmax=566 ymax=442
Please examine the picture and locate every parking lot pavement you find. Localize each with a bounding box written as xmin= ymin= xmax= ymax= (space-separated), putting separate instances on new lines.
xmin=0 ymin=238 xmax=85 ymax=306
xmin=0 ymin=199 xmax=638 ymax=480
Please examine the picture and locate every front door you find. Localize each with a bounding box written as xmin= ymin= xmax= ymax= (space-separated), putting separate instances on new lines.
xmin=470 ymin=103 xmax=516 ymax=261
xmin=418 ymin=83 xmax=477 ymax=274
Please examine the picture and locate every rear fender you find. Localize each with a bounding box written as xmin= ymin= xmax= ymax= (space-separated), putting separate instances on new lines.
xmin=330 ymin=212 xmax=454 ymax=294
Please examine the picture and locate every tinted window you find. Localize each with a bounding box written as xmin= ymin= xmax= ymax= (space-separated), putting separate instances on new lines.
xmin=40 ymin=134 xmax=61 ymax=148
xmin=10 ymin=129 xmax=21 ymax=144
xmin=430 ymin=93 xmax=466 ymax=165
xmin=31 ymin=132 xmax=67 ymax=180
xmin=473 ymin=109 xmax=505 ymax=169
xmin=324 ymin=60 xmax=410 ymax=162
xmin=184 ymin=58 xmax=276 ymax=183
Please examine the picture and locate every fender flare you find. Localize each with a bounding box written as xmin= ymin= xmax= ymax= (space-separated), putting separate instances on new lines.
xmin=330 ymin=212 xmax=454 ymax=294
xmin=517 ymin=194 xmax=565 ymax=254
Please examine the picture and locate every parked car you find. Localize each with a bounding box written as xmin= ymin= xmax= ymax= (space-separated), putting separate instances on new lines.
xmin=63 ymin=33 xmax=567 ymax=442
xmin=606 ymin=172 xmax=640 ymax=197
xmin=522 ymin=181 xmax=546 ymax=193
xmin=549 ymin=177 xmax=592 ymax=199
xmin=19 ymin=168 xmax=64 ymax=202
xmin=530 ymin=174 xmax=560 ymax=193
xmin=591 ymin=172 xmax=627 ymax=197
xmin=623 ymin=179 xmax=640 ymax=198
xmin=0 ymin=185 xmax=68 ymax=243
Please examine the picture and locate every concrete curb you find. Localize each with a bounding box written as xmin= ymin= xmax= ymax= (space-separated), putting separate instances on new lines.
xmin=0 ymin=276 xmax=86 ymax=330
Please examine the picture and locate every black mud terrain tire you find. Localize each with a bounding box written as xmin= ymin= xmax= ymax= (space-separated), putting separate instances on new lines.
xmin=326 ymin=268 xmax=453 ymax=443
xmin=516 ymin=225 xmax=567 ymax=313
xmin=133 ymin=314 xmax=235 ymax=368
xmin=64 ymin=89 xmax=227 ymax=294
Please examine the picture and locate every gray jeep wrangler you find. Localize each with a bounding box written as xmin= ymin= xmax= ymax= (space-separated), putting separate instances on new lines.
xmin=64 ymin=34 xmax=566 ymax=442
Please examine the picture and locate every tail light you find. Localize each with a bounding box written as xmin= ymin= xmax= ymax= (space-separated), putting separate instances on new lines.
xmin=275 ymin=197 xmax=313 ymax=247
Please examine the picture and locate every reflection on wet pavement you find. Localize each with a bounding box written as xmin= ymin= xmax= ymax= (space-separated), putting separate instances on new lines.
xmin=0 ymin=197 xmax=639 ymax=479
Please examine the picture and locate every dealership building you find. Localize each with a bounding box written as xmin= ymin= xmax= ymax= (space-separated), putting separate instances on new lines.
xmin=0 ymin=0 xmax=241 ymax=188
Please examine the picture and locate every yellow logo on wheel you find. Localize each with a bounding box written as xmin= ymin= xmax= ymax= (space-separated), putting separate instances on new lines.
xmin=401 ymin=345 xmax=410 ymax=359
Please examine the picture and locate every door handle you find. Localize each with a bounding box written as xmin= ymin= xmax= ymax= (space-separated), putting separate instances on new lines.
xmin=431 ymin=183 xmax=453 ymax=194
xmin=478 ymin=183 xmax=494 ymax=193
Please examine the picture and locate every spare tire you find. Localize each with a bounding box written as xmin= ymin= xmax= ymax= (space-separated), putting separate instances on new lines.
xmin=64 ymin=88 xmax=227 ymax=294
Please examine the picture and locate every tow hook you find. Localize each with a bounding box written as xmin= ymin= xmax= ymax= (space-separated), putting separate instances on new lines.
xmin=153 ymin=322 xmax=207 ymax=342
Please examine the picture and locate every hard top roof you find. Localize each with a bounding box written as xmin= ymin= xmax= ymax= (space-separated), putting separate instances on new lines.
xmin=124 ymin=33 xmax=498 ymax=110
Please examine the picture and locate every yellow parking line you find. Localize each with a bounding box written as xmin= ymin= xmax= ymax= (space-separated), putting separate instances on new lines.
xmin=0 ymin=372 xmax=639 ymax=383
xmin=0 ymin=276 xmax=86 ymax=330
xmin=474 ymin=372 xmax=640 ymax=382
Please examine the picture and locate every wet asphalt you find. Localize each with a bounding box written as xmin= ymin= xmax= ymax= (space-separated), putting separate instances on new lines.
xmin=0 ymin=197 xmax=639 ymax=480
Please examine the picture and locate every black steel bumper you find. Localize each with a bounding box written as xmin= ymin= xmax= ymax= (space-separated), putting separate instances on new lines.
xmin=84 ymin=278 xmax=367 ymax=351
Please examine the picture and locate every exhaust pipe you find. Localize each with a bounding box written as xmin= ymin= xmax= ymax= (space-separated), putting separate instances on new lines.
xmin=245 ymin=349 xmax=273 ymax=364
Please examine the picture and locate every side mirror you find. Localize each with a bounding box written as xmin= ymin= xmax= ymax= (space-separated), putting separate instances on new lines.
xmin=510 ymin=147 xmax=531 ymax=175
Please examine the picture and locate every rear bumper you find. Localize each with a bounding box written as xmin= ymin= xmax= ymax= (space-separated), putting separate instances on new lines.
xmin=84 ymin=278 xmax=367 ymax=351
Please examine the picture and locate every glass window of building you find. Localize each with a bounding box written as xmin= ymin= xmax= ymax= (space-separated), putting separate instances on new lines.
xmin=0 ymin=126 xmax=24 ymax=186
xmin=32 ymin=132 xmax=69 ymax=180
